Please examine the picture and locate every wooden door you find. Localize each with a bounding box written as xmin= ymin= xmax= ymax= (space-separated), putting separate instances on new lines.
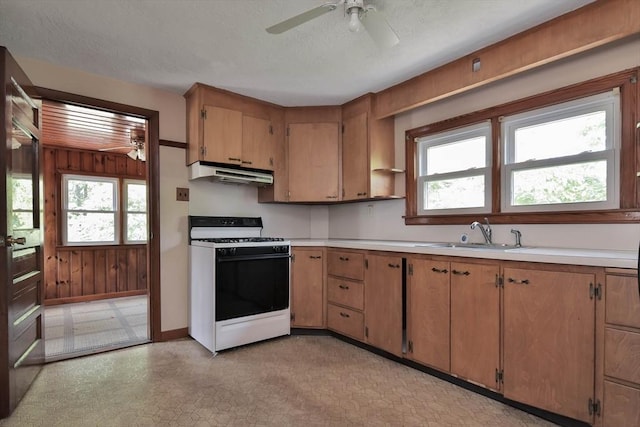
xmin=450 ymin=262 xmax=500 ymax=390
xmin=503 ymin=267 xmax=595 ymax=423
xmin=1 ymin=47 xmax=45 ymax=418
xmin=242 ymin=115 xmax=273 ymax=171
xmin=407 ymin=258 xmax=450 ymax=372
xmin=364 ymin=254 xmax=403 ymax=356
xmin=291 ymin=248 xmax=325 ymax=328
xmin=342 ymin=112 xmax=368 ymax=200
xmin=202 ymin=105 xmax=242 ymax=165
xmin=287 ymin=122 xmax=339 ymax=202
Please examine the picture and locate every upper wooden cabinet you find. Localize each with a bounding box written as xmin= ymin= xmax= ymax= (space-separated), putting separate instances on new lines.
xmin=184 ymin=83 xmax=281 ymax=171
xmin=341 ymin=94 xmax=399 ymax=201
xmin=285 ymin=107 xmax=341 ymax=202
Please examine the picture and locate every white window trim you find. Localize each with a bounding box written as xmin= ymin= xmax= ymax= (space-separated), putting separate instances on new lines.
xmin=62 ymin=174 xmax=119 ymax=246
xmin=123 ymin=179 xmax=148 ymax=244
xmin=416 ymin=121 xmax=492 ymax=215
xmin=501 ymin=90 xmax=620 ymax=213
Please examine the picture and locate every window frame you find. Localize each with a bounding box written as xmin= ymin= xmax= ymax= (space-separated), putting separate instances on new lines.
xmin=416 ymin=121 xmax=492 ymax=215
xmin=404 ymin=68 xmax=640 ymax=225
xmin=60 ymin=173 xmax=148 ymax=246
xmin=500 ymin=90 xmax=621 ymax=213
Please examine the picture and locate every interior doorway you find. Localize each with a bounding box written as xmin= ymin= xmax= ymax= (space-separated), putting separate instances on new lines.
xmin=36 ymin=91 xmax=161 ymax=359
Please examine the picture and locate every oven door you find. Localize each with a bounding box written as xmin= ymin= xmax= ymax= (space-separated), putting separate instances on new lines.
xmin=215 ymin=246 xmax=290 ymax=321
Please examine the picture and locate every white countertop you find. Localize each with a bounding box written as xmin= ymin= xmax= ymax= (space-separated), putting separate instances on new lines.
xmin=290 ymin=239 xmax=638 ymax=269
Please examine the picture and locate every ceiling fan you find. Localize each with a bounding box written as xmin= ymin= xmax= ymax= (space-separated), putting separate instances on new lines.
xmin=99 ymin=129 xmax=146 ymax=161
xmin=266 ymin=0 xmax=399 ymax=49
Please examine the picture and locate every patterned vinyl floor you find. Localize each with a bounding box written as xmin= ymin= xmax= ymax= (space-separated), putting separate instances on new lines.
xmin=44 ymin=295 xmax=149 ymax=360
xmin=1 ymin=336 xmax=558 ymax=426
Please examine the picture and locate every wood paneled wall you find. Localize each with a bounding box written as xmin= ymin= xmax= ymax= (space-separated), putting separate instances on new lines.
xmin=43 ymin=146 xmax=147 ymax=305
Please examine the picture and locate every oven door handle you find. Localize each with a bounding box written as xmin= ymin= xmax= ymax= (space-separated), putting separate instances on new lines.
xmin=217 ymin=253 xmax=291 ymax=263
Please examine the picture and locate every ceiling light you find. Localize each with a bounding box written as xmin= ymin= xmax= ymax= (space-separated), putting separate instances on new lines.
xmin=138 ymin=147 xmax=146 ymax=162
xmin=348 ymin=8 xmax=361 ymax=33
xmin=127 ymin=150 xmax=138 ymax=160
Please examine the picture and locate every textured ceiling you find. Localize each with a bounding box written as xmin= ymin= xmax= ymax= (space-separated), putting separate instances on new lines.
xmin=0 ymin=0 xmax=595 ymax=106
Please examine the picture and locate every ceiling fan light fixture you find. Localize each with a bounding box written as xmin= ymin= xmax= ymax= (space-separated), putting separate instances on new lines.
xmin=127 ymin=149 xmax=138 ymax=160
xmin=348 ymin=8 xmax=361 ymax=32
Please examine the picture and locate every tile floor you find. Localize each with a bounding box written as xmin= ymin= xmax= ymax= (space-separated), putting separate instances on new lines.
xmin=1 ymin=336 xmax=558 ymax=426
xmin=44 ymin=295 xmax=148 ymax=361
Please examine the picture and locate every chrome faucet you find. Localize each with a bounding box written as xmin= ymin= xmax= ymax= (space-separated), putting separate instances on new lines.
xmin=470 ymin=217 xmax=492 ymax=245
xmin=511 ymin=229 xmax=522 ymax=247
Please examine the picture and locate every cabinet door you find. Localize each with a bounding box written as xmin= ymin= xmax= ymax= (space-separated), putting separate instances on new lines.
xmin=407 ymin=258 xmax=450 ymax=372
xmin=450 ymin=262 xmax=500 ymax=390
xmin=342 ymin=112 xmax=369 ymax=200
xmin=503 ymin=268 xmax=595 ymax=423
xmin=242 ymin=115 xmax=274 ymax=171
xmin=288 ymin=122 xmax=339 ymax=202
xmin=202 ymin=105 xmax=242 ymax=165
xmin=364 ymin=254 xmax=403 ymax=356
xmin=291 ymin=248 xmax=325 ymax=328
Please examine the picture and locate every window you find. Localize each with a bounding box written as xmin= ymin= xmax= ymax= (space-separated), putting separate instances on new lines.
xmin=405 ymin=69 xmax=636 ymax=224
xmin=124 ymin=180 xmax=147 ymax=243
xmin=62 ymin=174 xmax=146 ymax=245
xmin=501 ymin=91 xmax=620 ymax=212
xmin=416 ymin=121 xmax=492 ymax=215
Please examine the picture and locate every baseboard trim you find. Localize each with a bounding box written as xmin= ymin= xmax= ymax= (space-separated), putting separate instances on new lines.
xmin=159 ymin=327 xmax=189 ymax=342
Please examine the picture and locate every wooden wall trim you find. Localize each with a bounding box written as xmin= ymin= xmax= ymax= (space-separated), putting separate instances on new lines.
xmin=159 ymin=327 xmax=189 ymax=342
xmin=44 ymin=290 xmax=146 ymax=306
xmin=374 ymin=0 xmax=640 ymax=119
xmin=159 ymin=139 xmax=186 ymax=149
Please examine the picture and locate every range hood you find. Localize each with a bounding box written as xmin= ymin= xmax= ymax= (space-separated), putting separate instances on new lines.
xmin=188 ymin=162 xmax=273 ymax=186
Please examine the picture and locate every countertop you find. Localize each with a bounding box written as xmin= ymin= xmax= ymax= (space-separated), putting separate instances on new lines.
xmin=290 ymin=239 xmax=638 ymax=269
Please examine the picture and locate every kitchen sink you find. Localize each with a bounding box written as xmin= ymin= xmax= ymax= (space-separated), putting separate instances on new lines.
xmin=414 ymin=242 xmax=523 ymax=250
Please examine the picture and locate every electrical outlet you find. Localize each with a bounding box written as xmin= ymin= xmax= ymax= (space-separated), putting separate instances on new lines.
xmin=176 ymin=187 xmax=189 ymax=201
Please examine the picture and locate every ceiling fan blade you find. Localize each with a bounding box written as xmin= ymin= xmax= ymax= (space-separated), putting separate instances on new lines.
xmin=360 ymin=8 xmax=399 ymax=49
xmin=266 ymin=2 xmax=339 ymax=34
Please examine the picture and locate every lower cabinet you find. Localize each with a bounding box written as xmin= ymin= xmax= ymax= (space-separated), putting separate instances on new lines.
xmin=602 ymin=269 xmax=640 ymax=427
xmin=503 ymin=266 xmax=597 ymax=424
xmin=327 ymin=249 xmax=365 ymax=340
xmin=364 ymin=253 xmax=404 ymax=357
xmin=450 ymin=262 xmax=500 ymax=391
xmin=406 ymin=258 xmax=450 ymax=372
xmin=290 ymin=247 xmax=326 ymax=328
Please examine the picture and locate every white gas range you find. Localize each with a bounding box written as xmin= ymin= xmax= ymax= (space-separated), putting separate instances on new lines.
xmin=188 ymin=216 xmax=291 ymax=352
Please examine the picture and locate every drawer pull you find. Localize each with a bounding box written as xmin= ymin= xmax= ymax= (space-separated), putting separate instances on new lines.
xmin=388 ymin=263 xmax=400 ymax=268
xmin=339 ymin=312 xmax=350 ymax=318
xmin=452 ymin=270 xmax=470 ymax=276
xmin=309 ymin=255 xmax=322 ymax=259
xmin=228 ymin=157 xmax=242 ymax=162
xmin=507 ymin=277 xmax=529 ymax=285
xmin=338 ymin=284 xmax=350 ymax=290
xmin=357 ymin=192 xmax=367 ymax=196
xmin=326 ymin=195 xmax=338 ymax=199
xmin=339 ymin=256 xmax=350 ymax=261
xmin=241 ymin=160 xmax=253 ymax=165
xmin=431 ymin=267 xmax=448 ymax=274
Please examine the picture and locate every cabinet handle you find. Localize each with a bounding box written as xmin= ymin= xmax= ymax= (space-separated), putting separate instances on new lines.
xmin=338 ymin=284 xmax=350 ymax=290
xmin=309 ymin=255 xmax=321 ymax=259
xmin=431 ymin=267 xmax=448 ymax=274
xmin=388 ymin=263 xmax=400 ymax=269
xmin=357 ymin=192 xmax=367 ymax=196
xmin=326 ymin=195 xmax=338 ymax=199
xmin=241 ymin=160 xmax=252 ymax=165
xmin=507 ymin=277 xmax=529 ymax=285
xmin=339 ymin=256 xmax=349 ymax=261
xmin=339 ymin=312 xmax=350 ymax=318
xmin=228 ymin=157 xmax=241 ymax=162
xmin=452 ymin=270 xmax=470 ymax=276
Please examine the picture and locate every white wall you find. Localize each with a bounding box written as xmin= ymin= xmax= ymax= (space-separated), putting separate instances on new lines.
xmin=329 ymin=37 xmax=640 ymax=250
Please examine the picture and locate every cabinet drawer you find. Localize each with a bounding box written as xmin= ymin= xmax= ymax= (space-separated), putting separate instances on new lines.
xmin=606 ymin=274 xmax=640 ymax=329
xmin=603 ymin=380 xmax=640 ymax=427
xmin=605 ymin=328 xmax=640 ymax=383
xmin=327 ymin=277 xmax=364 ymax=310
xmin=327 ymin=303 xmax=364 ymax=341
xmin=327 ymin=251 xmax=364 ymax=280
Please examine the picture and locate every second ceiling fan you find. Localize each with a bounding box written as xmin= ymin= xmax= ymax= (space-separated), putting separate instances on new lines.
xmin=266 ymin=0 xmax=399 ymax=49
